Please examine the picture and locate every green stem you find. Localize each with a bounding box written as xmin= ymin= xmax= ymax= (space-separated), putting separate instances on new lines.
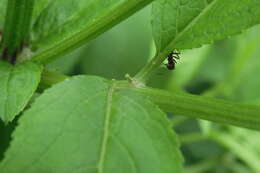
xmin=40 ymin=70 xmax=69 ymax=89
xmin=184 ymin=157 xmax=218 ymax=173
xmin=1 ymin=0 xmax=34 ymax=63
xmin=133 ymin=53 xmax=165 ymax=84
xmin=179 ymin=133 xmax=208 ymax=144
xmin=131 ymin=86 xmax=260 ymax=131
xmin=171 ymin=115 xmax=188 ymax=128
xmin=133 ymin=46 xmax=174 ymax=84
xmin=39 ymin=75 xmax=260 ymax=131
xmin=29 ymin=0 xmax=153 ymax=64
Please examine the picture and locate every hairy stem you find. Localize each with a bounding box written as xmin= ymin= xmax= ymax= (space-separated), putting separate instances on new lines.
xmin=131 ymin=86 xmax=260 ymax=131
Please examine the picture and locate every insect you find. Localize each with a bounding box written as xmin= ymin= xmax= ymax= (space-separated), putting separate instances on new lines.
xmin=165 ymin=50 xmax=180 ymax=70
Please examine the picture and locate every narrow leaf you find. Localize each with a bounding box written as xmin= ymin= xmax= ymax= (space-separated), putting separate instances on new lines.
xmin=0 ymin=61 xmax=42 ymax=123
xmin=30 ymin=0 xmax=153 ymax=64
xmin=0 ymin=76 xmax=183 ymax=173
xmin=152 ymin=0 xmax=260 ymax=54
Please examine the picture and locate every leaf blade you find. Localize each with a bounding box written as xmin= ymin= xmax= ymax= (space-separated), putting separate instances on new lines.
xmin=0 ymin=61 xmax=42 ymax=123
xmin=152 ymin=0 xmax=260 ymax=53
xmin=0 ymin=76 xmax=183 ymax=173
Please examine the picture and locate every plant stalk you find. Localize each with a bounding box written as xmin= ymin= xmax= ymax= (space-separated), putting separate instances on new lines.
xmin=0 ymin=0 xmax=34 ymax=64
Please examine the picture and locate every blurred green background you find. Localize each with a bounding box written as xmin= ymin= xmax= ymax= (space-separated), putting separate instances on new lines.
xmin=2 ymin=5 xmax=260 ymax=173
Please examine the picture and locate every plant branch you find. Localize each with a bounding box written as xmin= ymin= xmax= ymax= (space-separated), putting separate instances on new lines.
xmin=0 ymin=0 xmax=34 ymax=63
xmin=39 ymin=70 xmax=70 ymax=90
xmin=30 ymin=0 xmax=153 ymax=64
xmin=133 ymin=51 xmax=168 ymax=84
xmin=184 ymin=157 xmax=218 ymax=173
xmin=179 ymin=133 xmax=208 ymax=144
xmin=39 ymin=74 xmax=260 ymax=131
xmin=171 ymin=115 xmax=188 ymax=128
xmin=130 ymin=86 xmax=260 ymax=131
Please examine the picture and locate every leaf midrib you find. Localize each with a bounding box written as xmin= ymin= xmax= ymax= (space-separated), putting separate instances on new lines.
xmin=97 ymin=81 xmax=116 ymax=173
xmin=162 ymin=0 xmax=217 ymax=54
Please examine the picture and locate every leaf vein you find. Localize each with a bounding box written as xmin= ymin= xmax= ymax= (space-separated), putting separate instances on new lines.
xmin=164 ymin=0 xmax=217 ymax=52
xmin=97 ymin=82 xmax=116 ymax=173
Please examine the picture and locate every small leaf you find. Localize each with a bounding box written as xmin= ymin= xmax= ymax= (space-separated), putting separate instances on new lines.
xmin=152 ymin=0 xmax=260 ymax=53
xmin=0 ymin=76 xmax=183 ymax=173
xmin=0 ymin=61 xmax=42 ymax=123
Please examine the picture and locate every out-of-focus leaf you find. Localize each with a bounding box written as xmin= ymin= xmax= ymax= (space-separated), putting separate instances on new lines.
xmin=47 ymin=44 xmax=88 ymax=75
xmin=30 ymin=0 xmax=153 ymax=64
xmin=223 ymin=25 xmax=260 ymax=102
xmin=203 ymin=25 xmax=260 ymax=100
xmin=152 ymin=0 xmax=260 ymax=55
xmin=195 ymin=40 xmax=237 ymax=86
xmin=79 ymin=7 xmax=152 ymax=79
xmin=0 ymin=61 xmax=42 ymax=123
xmin=0 ymin=76 xmax=183 ymax=173
xmin=212 ymin=127 xmax=260 ymax=173
xmin=185 ymin=39 xmax=237 ymax=95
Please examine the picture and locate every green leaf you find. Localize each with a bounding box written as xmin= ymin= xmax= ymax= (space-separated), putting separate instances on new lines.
xmin=0 ymin=61 xmax=42 ymax=123
xmin=152 ymin=0 xmax=260 ymax=54
xmin=30 ymin=0 xmax=153 ymax=64
xmin=191 ymin=39 xmax=238 ymax=95
xmin=32 ymin=0 xmax=51 ymax=22
xmin=0 ymin=76 xmax=183 ymax=173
